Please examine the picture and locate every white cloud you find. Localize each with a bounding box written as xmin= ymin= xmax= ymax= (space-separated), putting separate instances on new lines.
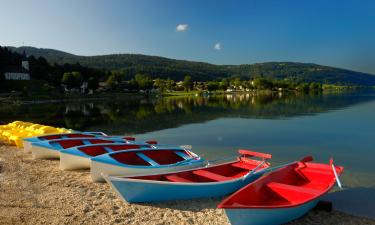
xmin=176 ymin=24 xmax=189 ymax=32
xmin=214 ymin=42 xmax=221 ymax=50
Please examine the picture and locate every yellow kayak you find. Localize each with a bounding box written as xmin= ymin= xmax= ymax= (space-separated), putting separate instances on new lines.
xmin=0 ymin=121 xmax=72 ymax=148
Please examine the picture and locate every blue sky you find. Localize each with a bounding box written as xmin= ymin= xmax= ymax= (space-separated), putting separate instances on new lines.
xmin=1 ymin=0 xmax=374 ymax=74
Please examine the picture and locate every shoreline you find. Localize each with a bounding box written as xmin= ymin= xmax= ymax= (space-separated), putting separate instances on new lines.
xmin=0 ymin=144 xmax=374 ymax=225
xmin=2 ymin=87 xmax=374 ymax=105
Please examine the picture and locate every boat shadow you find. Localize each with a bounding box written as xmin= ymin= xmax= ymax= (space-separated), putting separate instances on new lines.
xmin=322 ymin=187 xmax=375 ymax=220
xmin=137 ymin=196 xmax=225 ymax=212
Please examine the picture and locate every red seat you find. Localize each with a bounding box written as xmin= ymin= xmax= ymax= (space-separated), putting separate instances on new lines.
xmin=164 ymin=175 xmax=192 ymax=183
xmin=267 ymin=182 xmax=321 ymax=196
xmin=192 ymin=170 xmax=230 ymax=181
xmin=231 ymin=162 xmax=255 ymax=170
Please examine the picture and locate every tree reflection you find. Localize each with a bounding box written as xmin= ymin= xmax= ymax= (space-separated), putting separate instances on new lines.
xmin=0 ymin=91 xmax=374 ymax=134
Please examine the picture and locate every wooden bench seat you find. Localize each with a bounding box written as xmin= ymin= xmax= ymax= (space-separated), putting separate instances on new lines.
xmin=164 ymin=175 xmax=193 ymax=182
xmin=136 ymin=153 xmax=160 ymax=166
xmin=231 ymin=162 xmax=255 ymax=170
xmin=267 ymin=182 xmax=321 ymax=196
xmin=192 ymin=170 xmax=230 ymax=181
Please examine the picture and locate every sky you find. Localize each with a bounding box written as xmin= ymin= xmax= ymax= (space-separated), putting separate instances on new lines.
xmin=0 ymin=0 xmax=374 ymax=74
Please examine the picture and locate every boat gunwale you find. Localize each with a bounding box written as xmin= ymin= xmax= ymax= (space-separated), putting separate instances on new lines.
xmin=105 ymin=158 xmax=266 ymax=186
xmin=91 ymin=148 xmax=205 ymax=169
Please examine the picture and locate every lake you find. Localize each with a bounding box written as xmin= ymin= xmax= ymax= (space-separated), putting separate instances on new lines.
xmin=1 ymin=90 xmax=374 ymax=188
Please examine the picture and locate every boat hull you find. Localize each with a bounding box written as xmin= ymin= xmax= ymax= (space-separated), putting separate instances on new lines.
xmin=31 ymin=145 xmax=60 ymax=159
xmin=223 ymin=199 xmax=319 ymax=225
xmin=23 ymin=139 xmax=34 ymax=153
xmin=105 ymin=173 xmax=262 ymax=203
xmin=59 ymin=152 xmax=91 ymax=170
xmin=91 ymin=160 xmax=206 ymax=182
xmin=24 ymin=136 xmax=45 ymax=153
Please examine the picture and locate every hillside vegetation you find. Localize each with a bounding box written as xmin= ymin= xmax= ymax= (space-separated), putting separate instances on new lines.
xmin=8 ymin=46 xmax=375 ymax=85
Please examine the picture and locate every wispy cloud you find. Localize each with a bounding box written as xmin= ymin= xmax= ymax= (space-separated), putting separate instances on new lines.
xmin=176 ymin=24 xmax=189 ymax=32
xmin=214 ymin=42 xmax=221 ymax=50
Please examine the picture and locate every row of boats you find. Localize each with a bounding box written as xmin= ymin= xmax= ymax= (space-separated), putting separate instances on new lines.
xmin=1 ymin=121 xmax=344 ymax=225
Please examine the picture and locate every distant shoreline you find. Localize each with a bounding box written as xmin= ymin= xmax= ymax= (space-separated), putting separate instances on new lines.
xmin=1 ymin=87 xmax=373 ymax=105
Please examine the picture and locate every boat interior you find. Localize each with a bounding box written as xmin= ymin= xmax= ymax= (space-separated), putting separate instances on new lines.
xmin=111 ymin=149 xmax=194 ymax=166
xmin=77 ymin=144 xmax=150 ymax=157
xmin=50 ymin=139 xmax=116 ymax=149
xmin=220 ymin=162 xmax=343 ymax=208
xmin=129 ymin=156 xmax=268 ymax=183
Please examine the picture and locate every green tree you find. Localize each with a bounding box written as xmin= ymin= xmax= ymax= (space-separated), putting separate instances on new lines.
xmin=309 ymin=82 xmax=322 ymax=92
xmin=87 ymin=77 xmax=99 ymax=91
xmin=297 ymin=83 xmax=310 ymax=93
xmin=106 ymin=74 xmax=117 ymax=90
xmin=154 ymin=78 xmax=166 ymax=92
xmin=183 ymin=75 xmax=193 ymax=92
xmin=135 ymin=73 xmax=153 ymax=90
xmin=206 ymin=81 xmax=219 ymax=91
xmin=62 ymin=72 xmax=82 ymax=89
xmin=252 ymin=78 xmax=273 ymax=90
xmin=219 ymin=78 xmax=230 ymax=90
xmin=166 ymin=78 xmax=174 ymax=91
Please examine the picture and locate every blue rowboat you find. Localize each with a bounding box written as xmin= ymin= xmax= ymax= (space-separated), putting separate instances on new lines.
xmin=22 ymin=132 xmax=142 ymax=153
xmin=59 ymin=142 xmax=155 ymax=170
xmin=218 ymin=156 xmax=344 ymax=225
xmin=30 ymin=137 xmax=130 ymax=159
xmin=90 ymin=148 xmax=206 ymax=182
xmin=103 ymin=150 xmax=272 ymax=202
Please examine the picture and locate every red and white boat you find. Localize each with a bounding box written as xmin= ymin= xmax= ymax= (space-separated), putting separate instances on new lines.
xmin=218 ymin=156 xmax=344 ymax=225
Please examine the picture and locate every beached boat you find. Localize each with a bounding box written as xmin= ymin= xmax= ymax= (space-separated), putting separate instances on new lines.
xmin=59 ymin=143 xmax=154 ymax=170
xmin=218 ymin=156 xmax=344 ymax=225
xmin=103 ymin=150 xmax=272 ymax=203
xmin=31 ymin=138 xmax=129 ymax=159
xmin=23 ymin=132 xmax=108 ymax=152
xmin=91 ymin=148 xmax=206 ymax=182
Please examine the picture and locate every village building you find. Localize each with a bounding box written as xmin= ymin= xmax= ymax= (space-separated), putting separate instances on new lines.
xmin=3 ymin=52 xmax=31 ymax=81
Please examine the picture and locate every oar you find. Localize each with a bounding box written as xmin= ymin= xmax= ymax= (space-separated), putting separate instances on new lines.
xmin=203 ymin=155 xmax=239 ymax=167
xmin=254 ymin=156 xmax=313 ymax=176
xmin=180 ymin=145 xmax=192 ymax=150
xmin=242 ymin=159 xmax=268 ymax=180
xmin=330 ymin=158 xmax=343 ymax=189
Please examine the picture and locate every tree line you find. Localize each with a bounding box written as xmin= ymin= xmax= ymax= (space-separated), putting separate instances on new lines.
xmin=1 ymin=46 xmax=321 ymax=94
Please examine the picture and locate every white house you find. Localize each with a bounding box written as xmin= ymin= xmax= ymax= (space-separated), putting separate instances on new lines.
xmin=4 ymin=59 xmax=30 ymax=81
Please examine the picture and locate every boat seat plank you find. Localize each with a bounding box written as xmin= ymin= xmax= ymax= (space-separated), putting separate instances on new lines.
xmin=136 ymin=152 xmax=160 ymax=166
xmin=50 ymin=142 xmax=63 ymax=149
xmin=103 ymin=147 xmax=114 ymax=153
xmin=165 ymin=175 xmax=193 ymax=182
xmin=300 ymin=168 xmax=333 ymax=175
xmin=267 ymin=182 xmax=321 ymax=196
xmin=174 ymin=151 xmax=191 ymax=160
xmin=82 ymin=140 xmax=92 ymax=145
xmin=231 ymin=162 xmax=255 ymax=170
xmin=192 ymin=170 xmax=230 ymax=181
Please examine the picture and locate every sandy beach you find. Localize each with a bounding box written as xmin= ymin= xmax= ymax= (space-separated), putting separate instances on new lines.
xmin=0 ymin=144 xmax=374 ymax=225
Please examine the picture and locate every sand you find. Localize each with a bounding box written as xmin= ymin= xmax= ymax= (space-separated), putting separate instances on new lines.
xmin=0 ymin=144 xmax=374 ymax=225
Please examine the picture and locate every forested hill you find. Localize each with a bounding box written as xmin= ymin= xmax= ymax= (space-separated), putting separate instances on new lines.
xmin=8 ymin=46 xmax=375 ymax=85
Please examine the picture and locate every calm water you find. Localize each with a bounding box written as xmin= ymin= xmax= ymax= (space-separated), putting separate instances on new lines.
xmin=1 ymin=91 xmax=375 ymax=188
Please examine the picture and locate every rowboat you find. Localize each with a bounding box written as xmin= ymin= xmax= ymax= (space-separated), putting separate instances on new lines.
xmin=31 ymin=138 xmax=129 ymax=159
xmin=23 ymin=132 xmax=108 ymax=152
xmin=218 ymin=156 xmax=344 ymax=225
xmin=91 ymin=148 xmax=206 ymax=182
xmin=103 ymin=150 xmax=272 ymax=203
xmin=59 ymin=143 xmax=154 ymax=170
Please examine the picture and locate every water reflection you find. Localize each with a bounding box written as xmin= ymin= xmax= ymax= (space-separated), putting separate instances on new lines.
xmin=0 ymin=91 xmax=374 ymax=134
